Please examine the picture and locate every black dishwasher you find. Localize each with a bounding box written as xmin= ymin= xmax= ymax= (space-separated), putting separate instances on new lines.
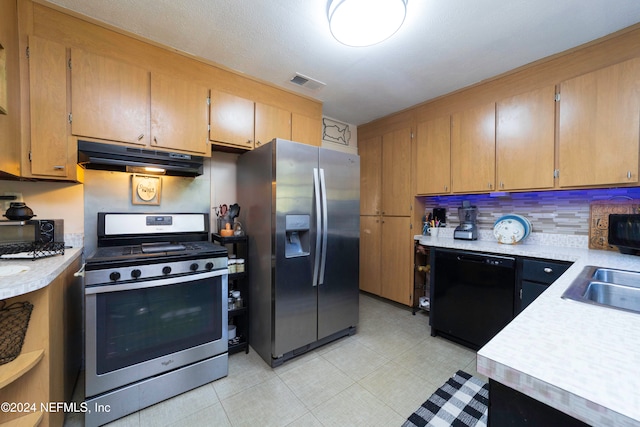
xmin=430 ymin=248 xmax=516 ymax=350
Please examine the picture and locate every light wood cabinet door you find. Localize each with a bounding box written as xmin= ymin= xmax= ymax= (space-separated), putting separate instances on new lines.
xmin=209 ymin=90 xmax=254 ymax=149
xmin=359 ymin=215 xmax=381 ymax=295
xmin=416 ymin=117 xmax=451 ymax=195
xmin=380 ymin=216 xmax=412 ymax=306
xmin=292 ymin=112 xmax=321 ymax=146
xmin=28 ymin=36 xmax=70 ymax=178
xmin=382 ymin=128 xmax=412 ymax=216
xmin=496 ymin=85 xmax=556 ymax=191
xmin=151 ymin=72 xmax=209 ymax=155
xmin=558 ymin=58 xmax=640 ymax=187
xmin=70 ymin=49 xmax=149 ymax=145
xmin=359 ymin=135 xmax=382 ymax=215
xmin=255 ymin=102 xmax=291 ymax=147
xmin=451 ymin=102 xmax=496 ymax=193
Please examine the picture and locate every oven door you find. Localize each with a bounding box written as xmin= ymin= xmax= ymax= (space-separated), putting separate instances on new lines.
xmin=85 ymin=270 xmax=228 ymax=397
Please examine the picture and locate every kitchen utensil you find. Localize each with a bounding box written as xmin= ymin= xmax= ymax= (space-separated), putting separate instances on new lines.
xmin=228 ymin=203 xmax=240 ymax=221
xmin=220 ymin=223 xmax=234 ymax=237
xmin=4 ymin=203 xmax=36 ymax=221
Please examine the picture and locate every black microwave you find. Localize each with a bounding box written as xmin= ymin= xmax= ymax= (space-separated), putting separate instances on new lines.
xmin=608 ymin=214 xmax=640 ymax=255
xmin=0 ymin=219 xmax=64 ymax=246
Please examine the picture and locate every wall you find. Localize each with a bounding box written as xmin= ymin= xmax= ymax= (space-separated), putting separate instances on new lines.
xmin=0 ymin=178 xmax=84 ymax=247
xmin=420 ymin=187 xmax=640 ymax=236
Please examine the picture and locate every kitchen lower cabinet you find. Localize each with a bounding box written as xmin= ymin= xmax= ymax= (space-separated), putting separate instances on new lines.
xmin=359 ymin=215 xmax=413 ymax=306
xmin=0 ymin=257 xmax=82 ymax=427
xmin=359 ymin=215 xmax=382 ymax=295
xmin=558 ymin=58 xmax=640 ymax=187
xmin=489 ymin=380 xmax=589 ymax=426
xmin=517 ymin=258 xmax=571 ymax=313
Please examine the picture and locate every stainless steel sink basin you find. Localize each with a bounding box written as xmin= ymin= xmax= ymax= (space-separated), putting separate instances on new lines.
xmin=561 ymin=266 xmax=640 ymax=314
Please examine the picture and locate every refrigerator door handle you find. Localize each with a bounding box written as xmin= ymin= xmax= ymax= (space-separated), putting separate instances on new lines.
xmin=312 ymin=168 xmax=322 ymax=287
xmin=318 ymin=168 xmax=328 ymax=285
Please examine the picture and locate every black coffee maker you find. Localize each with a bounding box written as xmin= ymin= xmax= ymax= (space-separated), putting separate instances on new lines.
xmin=454 ymin=201 xmax=478 ymax=240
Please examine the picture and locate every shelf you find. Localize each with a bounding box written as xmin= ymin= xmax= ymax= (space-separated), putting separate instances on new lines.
xmin=228 ymin=340 xmax=248 ymax=355
xmin=228 ymin=306 xmax=247 ymax=317
xmin=229 ymin=272 xmax=247 ymax=280
xmin=0 ymin=411 xmax=43 ymax=427
xmin=0 ymin=350 xmax=44 ymax=389
xmin=212 ymin=233 xmax=248 ymax=244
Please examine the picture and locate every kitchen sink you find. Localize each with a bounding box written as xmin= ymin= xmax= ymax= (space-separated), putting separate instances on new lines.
xmin=561 ymin=266 xmax=640 ymax=314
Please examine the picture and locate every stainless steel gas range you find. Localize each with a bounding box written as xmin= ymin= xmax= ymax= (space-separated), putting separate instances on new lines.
xmin=83 ymin=213 xmax=228 ymax=427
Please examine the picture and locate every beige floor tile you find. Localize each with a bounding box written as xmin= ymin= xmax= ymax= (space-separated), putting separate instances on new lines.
xmin=213 ymin=348 xmax=277 ymax=400
xmin=221 ymin=377 xmax=307 ymax=426
xmin=277 ymin=356 xmax=354 ymax=409
xmin=138 ymin=383 xmax=219 ymax=426
xmin=165 ymin=401 xmax=231 ymax=427
xmin=322 ymin=338 xmax=390 ymax=381
xmin=284 ymin=411 xmax=325 ymax=427
xmin=359 ymin=360 xmax=440 ymax=418
xmin=312 ymin=383 xmax=406 ymax=427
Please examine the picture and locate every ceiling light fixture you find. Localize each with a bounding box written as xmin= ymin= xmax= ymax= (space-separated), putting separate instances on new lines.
xmin=328 ymin=0 xmax=407 ymax=47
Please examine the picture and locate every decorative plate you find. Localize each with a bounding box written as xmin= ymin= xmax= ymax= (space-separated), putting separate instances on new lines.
xmin=493 ymin=215 xmax=529 ymax=244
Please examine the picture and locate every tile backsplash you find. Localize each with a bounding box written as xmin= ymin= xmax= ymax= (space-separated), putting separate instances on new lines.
xmin=420 ymin=187 xmax=640 ymax=236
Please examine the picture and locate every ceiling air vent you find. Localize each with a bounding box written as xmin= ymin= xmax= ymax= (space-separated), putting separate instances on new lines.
xmin=289 ymin=73 xmax=326 ymax=91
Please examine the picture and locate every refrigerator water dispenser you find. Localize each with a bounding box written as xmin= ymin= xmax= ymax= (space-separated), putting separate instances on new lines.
xmin=285 ymin=214 xmax=310 ymax=258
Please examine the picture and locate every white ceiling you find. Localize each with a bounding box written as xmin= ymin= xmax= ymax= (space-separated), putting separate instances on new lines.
xmin=45 ymin=0 xmax=640 ymax=126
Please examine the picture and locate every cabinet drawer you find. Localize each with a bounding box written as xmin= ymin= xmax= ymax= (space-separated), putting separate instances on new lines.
xmin=522 ymin=259 xmax=571 ymax=284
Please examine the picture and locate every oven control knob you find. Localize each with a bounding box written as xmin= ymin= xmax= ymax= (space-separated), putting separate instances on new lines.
xmin=109 ymin=271 xmax=121 ymax=281
xmin=162 ymin=266 xmax=172 ymax=275
xmin=190 ymin=263 xmax=199 ymax=272
xmin=131 ymin=269 xmax=142 ymax=279
xmin=205 ymin=262 xmax=214 ymax=271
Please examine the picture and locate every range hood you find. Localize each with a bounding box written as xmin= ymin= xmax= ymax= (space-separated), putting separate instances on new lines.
xmin=77 ymin=140 xmax=204 ymax=177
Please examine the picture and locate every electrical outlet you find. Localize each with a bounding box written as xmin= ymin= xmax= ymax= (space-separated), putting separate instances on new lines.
xmin=2 ymin=192 xmax=23 ymax=212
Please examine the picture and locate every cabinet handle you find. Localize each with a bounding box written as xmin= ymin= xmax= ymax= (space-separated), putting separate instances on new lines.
xmin=256 ymin=140 xmax=261 ymax=146
xmin=500 ymin=182 xmax=504 ymax=189
xmin=444 ymin=185 xmax=448 ymax=192
xmin=247 ymin=140 xmax=252 ymax=144
xmin=488 ymin=182 xmax=493 ymax=189
xmin=543 ymin=267 xmax=553 ymax=274
xmin=137 ymin=134 xmax=144 ymax=141
xmin=53 ymin=165 xmax=65 ymax=170
xmin=381 ymin=211 xmax=385 ymax=215
xmin=628 ymin=171 xmax=632 ymax=179
xmin=153 ymin=136 xmax=158 ymax=144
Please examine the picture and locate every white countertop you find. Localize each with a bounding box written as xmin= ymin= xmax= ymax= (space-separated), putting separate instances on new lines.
xmin=0 ymin=248 xmax=83 ymax=299
xmin=416 ymin=233 xmax=640 ymax=426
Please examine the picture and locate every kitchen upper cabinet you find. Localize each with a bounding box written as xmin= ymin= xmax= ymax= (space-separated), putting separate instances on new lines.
xmin=291 ymin=112 xmax=321 ymax=146
xmin=416 ymin=117 xmax=451 ymax=195
xmin=359 ymin=215 xmax=381 ymax=295
xmin=255 ymin=102 xmax=291 ymax=147
xmin=209 ymin=90 xmax=255 ymax=150
xmin=70 ymin=48 xmax=150 ymax=145
xmin=382 ymin=128 xmax=413 ymax=216
xmin=496 ymin=85 xmax=556 ymax=191
xmin=27 ymin=36 xmax=72 ymax=179
xmin=451 ymin=102 xmax=496 ymax=193
xmin=151 ymin=72 xmax=209 ymax=155
xmin=558 ymin=58 xmax=640 ymax=187
xmin=359 ymin=135 xmax=382 ymax=215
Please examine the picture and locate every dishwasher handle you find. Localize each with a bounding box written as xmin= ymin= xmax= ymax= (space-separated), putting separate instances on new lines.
xmin=456 ymin=253 xmax=515 ymax=268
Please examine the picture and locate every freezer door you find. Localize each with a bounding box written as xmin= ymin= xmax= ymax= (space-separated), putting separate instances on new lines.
xmin=317 ymin=148 xmax=360 ymax=340
xmin=273 ymin=140 xmax=319 ymax=357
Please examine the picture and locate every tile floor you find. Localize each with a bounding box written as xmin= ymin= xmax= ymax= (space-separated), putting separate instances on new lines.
xmin=65 ymin=292 xmax=485 ymax=427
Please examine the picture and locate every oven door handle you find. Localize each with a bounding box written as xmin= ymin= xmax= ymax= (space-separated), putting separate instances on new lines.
xmin=85 ymin=269 xmax=228 ymax=295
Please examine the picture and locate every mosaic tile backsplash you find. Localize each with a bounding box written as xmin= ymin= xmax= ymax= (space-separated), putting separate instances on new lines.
xmin=420 ymin=187 xmax=640 ymax=236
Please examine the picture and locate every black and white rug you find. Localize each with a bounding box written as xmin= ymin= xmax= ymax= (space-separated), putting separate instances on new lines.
xmin=402 ymin=370 xmax=489 ymax=427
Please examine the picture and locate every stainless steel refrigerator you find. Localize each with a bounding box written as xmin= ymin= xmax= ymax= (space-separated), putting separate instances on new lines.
xmin=237 ymin=138 xmax=360 ymax=367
